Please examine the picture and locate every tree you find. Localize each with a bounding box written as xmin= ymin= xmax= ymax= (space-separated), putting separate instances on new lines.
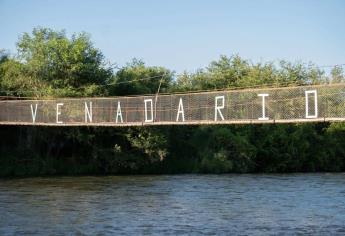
xmin=330 ymin=66 xmax=344 ymax=83
xmin=0 ymin=27 xmax=113 ymax=97
xmin=108 ymin=59 xmax=173 ymax=96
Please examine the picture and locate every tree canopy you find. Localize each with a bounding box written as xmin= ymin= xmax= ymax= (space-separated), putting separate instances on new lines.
xmin=0 ymin=27 xmax=112 ymax=97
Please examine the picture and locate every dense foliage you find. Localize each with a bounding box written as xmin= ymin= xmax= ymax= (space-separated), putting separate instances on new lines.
xmin=1 ymin=28 xmax=345 ymax=177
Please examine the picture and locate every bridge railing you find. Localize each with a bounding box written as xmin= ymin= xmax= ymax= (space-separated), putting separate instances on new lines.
xmin=0 ymin=83 xmax=344 ymax=126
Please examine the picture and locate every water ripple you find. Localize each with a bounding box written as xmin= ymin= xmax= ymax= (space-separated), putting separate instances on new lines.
xmin=0 ymin=174 xmax=345 ymax=235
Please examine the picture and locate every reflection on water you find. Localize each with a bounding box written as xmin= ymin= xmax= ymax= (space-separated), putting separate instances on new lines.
xmin=1 ymin=174 xmax=345 ymax=235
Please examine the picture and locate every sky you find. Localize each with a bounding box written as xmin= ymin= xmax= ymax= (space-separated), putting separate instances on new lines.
xmin=0 ymin=0 xmax=344 ymax=73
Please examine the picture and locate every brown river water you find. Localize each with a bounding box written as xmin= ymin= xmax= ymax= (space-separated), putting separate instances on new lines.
xmin=1 ymin=174 xmax=345 ymax=235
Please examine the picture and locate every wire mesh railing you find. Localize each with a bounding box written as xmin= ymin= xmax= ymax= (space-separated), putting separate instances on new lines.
xmin=0 ymin=83 xmax=345 ymax=126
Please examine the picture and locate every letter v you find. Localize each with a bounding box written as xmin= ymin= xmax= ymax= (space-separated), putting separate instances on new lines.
xmin=31 ymin=104 xmax=38 ymax=123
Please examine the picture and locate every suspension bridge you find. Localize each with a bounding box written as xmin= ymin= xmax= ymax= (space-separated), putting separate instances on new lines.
xmin=0 ymin=83 xmax=345 ymax=126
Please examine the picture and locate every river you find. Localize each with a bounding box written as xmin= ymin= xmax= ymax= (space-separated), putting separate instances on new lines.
xmin=0 ymin=174 xmax=345 ymax=235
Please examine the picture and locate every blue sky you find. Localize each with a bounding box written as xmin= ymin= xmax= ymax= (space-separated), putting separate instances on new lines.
xmin=0 ymin=0 xmax=344 ymax=73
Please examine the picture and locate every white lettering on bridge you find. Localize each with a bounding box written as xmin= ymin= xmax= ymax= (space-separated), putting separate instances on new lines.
xmin=0 ymin=83 xmax=344 ymax=126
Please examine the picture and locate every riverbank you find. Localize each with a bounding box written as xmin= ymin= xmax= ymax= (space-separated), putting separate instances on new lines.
xmin=1 ymin=29 xmax=345 ymax=178
xmin=1 ymin=122 xmax=345 ymax=177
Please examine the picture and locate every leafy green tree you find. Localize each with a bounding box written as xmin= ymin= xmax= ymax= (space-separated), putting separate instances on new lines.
xmin=108 ymin=59 xmax=173 ymax=96
xmin=0 ymin=49 xmax=10 ymax=96
xmin=175 ymin=55 xmax=327 ymax=93
xmin=330 ymin=66 xmax=344 ymax=83
xmin=0 ymin=27 xmax=113 ymax=97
